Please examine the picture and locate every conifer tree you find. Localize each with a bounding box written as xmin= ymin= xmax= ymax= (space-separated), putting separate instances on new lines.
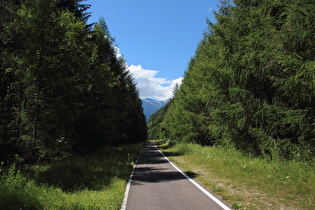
xmin=1 ymin=0 xmax=148 ymax=162
xmin=156 ymin=0 xmax=315 ymax=160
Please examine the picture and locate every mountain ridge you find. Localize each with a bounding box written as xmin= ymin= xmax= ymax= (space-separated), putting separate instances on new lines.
xmin=142 ymin=98 xmax=169 ymax=121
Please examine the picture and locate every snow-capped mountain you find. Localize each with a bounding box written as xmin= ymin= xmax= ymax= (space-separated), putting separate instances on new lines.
xmin=142 ymin=98 xmax=169 ymax=121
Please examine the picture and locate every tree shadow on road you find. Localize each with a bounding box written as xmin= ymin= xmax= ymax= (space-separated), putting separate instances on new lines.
xmin=131 ymin=167 xmax=186 ymax=184
xmin=184 ymin=171 xmax=198 ymax=178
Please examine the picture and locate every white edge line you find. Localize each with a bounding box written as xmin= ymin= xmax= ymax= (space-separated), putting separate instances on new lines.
xmin=121 ymin=150 xmax=142 ymax=210
xmin=154 ymin=142 xmax=231 ymax=210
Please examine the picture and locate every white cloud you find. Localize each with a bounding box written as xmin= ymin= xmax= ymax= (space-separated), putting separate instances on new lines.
xmin=113 ymin=45 xmax=122 ymax=58
xmin=128 ymin=65 xmax=183 ymax=101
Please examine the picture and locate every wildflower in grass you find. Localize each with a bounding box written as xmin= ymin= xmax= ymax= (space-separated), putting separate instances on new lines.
xmin=286 ymin=176 xmax=290 ymax=179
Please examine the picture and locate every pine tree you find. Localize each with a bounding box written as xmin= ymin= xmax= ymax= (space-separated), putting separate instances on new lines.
xmin=0 ymin=0 xmax=147 ymax=162
xmin=155 ymin=0 xmax=315 ymax=160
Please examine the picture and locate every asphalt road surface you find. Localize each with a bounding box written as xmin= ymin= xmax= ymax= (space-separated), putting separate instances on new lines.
xmin=124 ymin=141 xmax=231 ymax=210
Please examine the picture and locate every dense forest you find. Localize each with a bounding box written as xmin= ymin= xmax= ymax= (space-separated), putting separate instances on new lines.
xmin=0 ymin=0 xmax=147 ymax=164
xmin=148 ymin=0 xmax=315 ymax=161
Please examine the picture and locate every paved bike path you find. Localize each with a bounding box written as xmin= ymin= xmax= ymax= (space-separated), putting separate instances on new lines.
xmin=124 ymin=141 xmax=230 ymax=210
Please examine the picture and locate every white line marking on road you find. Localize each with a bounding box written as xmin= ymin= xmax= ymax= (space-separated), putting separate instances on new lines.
xmin=154 ymin=142 xmax=231 ymax=210
xmin=121 ymin=151 xmax=142 ymax=210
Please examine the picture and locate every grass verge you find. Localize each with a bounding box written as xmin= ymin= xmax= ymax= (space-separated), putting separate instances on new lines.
xmin=155 ymin=140 xmax=315 ymax=209
xmin=0 ymin=142 xmax=144 ymax=209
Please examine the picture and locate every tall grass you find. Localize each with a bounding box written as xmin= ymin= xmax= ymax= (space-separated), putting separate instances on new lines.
xmin=160 ymin=141 xmax=315 ymax=209
xmin=0 ymin=143 xmax=144 ymax=209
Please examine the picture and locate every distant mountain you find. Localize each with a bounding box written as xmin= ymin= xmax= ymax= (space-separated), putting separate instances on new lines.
xmin=142 ymin=98 xmax=169 ymax=121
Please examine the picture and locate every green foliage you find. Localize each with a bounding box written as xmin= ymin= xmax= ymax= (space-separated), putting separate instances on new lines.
xmin=147 ymin=100 xmax=171 ymax=139
xmin=151 ymin=0 xmax=315 ymax=161
xmin=0 ymin=164 xmax=43 ymax=209
xmin=0 ymin=0 xmax=147 ymax=163
xmin=0 ymin=143 xmax=143 ymax=209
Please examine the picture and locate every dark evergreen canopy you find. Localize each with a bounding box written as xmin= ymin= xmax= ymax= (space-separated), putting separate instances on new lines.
xmin=148 ymin=0 xmax=315 ymax=161
xmin=0 ymin=0 xmax=147 ymax=163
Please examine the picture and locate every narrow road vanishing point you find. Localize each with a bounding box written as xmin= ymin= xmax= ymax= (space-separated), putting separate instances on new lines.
xmin=122 ymin=141 xmax=231 ymax=210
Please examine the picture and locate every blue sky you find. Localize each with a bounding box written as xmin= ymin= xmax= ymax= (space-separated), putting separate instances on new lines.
xmin=86 ymin=0 xmax=220 ymax=100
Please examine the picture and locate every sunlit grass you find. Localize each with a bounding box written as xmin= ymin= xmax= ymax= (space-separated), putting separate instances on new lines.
xmin=0 ymin=142 xmax=144 ymax=209
xmin=156 ymin=140 xmax=315 ymax=209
